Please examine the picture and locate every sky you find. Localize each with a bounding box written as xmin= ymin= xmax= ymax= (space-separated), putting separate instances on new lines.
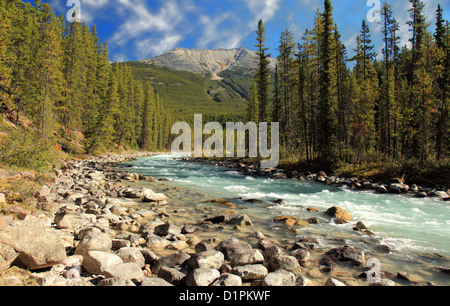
xmin=43 ymin=0 xmax=450 ymax=63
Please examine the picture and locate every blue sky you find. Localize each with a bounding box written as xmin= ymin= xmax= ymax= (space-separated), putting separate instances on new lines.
xmin=44 ymin=0 xmax=450 ymax=62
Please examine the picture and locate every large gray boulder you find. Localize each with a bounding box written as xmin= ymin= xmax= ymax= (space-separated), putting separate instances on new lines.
xmin=0 ymin=227 xmax=66 ymax=270
xmin=82 ymin=251 xmax=123 ymax=275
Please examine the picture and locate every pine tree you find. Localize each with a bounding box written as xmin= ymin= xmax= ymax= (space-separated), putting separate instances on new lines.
xmin=140 ymin=81 xmax=155 ymax=150
xmin=247 ymin=80 xmax=259 ymax=123
xmin=317 ymin=0 xmax=338 ymax=167
xmin=277 ymin=29 xmax=296 ymax=154
xmin=254 ymin=20 xmax=271 ymax=123
xmin=434 ymin=4 xmax=449 ymax=160
xmin=0 ymin=0 xmax=14 ymax=106
xmin=271 ymin=65 xmax=282 ymax=125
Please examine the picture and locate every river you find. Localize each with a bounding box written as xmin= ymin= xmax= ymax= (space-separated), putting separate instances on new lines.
xmin=119 ymin=153 xmax=450 ymax=285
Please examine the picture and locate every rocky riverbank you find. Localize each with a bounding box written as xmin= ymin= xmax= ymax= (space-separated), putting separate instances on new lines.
xmin=182 ymin=157 xmax=450 ymax=201
xmin=0 ymin=153 xmax=448 ymax=286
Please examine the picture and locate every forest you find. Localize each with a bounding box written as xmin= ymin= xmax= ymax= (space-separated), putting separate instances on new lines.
xmin=249 ymin=0 xmax=449 ymax=173
xmin=0 ymin=0 xmax=172 ymax=170
xmin=0 ymin=0 xmax=448 ymax=179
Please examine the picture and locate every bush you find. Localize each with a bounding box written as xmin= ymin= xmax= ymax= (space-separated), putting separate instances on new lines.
xmin=0 ymin=126 xmax=60 ymax=171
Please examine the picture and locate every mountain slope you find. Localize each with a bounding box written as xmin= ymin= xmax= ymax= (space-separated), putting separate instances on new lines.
xmin=126 ymin=47 xmax=277 ymax=122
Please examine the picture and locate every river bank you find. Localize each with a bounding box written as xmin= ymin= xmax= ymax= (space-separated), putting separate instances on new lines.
xmin=0 ymin=152 xmax=449 ymax=286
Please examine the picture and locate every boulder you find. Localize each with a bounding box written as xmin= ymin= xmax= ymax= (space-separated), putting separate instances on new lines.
xmin=115 ymin=247 xmax=146 ymax=268
xmin=210 ymin=273 xmax=243 ymax=286
xmin=0 ymin=227 xmax=66 ymax=270
xmin=158 ymin=266 xmax=188 ymax=286
xmin=82 ymin=251 xmax=123 ymax=275
xmin=141 ymin=277 xmax=173 ymax=286
xmin=324 ymin=245 xmax=365 ymax=267
xmin=231 ymin=249 xmax=264 ymax=266
xmin=186 ymin=268 xmax=220 ymax=286
xmin=0 ymin=242 xmax=18 ymax=272
xmin=263 ymin=269 xmax=296 ymax=286
xmin=54 ymin=211 xmax=96 ymax=230
xmin=325 ymin=206 xmax=351 ymax=221
xmin=187 ymin=251 xmax=224 ymax=270
xmin=74 ymin=232 xmax=112 ymax=256
xmin=152 ymin=252 xmax=191 ymax=274
xmin=154 ymin=222 xmax=181 ymax=236
xmin=227 ymin=214 xmax=253 ymax=226
xmin=267 ymin=255 xmax=302 ymax=273
xmin=215 ymin=238 xmax=252 ymax=262
xmin=325 ymin=277 xmax=346 ymax=286
xmin=232 ymin=264 xmax=268 ymax=280
xmin=389 ymin=183 xmax=409 ymax=193
xmin=104 ymin=262 xmax=145 ymax=284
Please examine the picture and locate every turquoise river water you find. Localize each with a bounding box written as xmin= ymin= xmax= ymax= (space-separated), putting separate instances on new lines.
xmin=121 ymin=154 xmax=450 ymax=259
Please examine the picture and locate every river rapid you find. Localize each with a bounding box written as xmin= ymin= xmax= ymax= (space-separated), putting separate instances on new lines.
xmin=119 ymin=153 xmax=450 ymax=285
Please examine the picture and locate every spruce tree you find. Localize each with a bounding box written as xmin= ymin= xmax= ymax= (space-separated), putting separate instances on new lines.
xmin=318 ymin=0 xmax=338 ymax=167
xmin=254 ymin=20 xmax=271 ymax=123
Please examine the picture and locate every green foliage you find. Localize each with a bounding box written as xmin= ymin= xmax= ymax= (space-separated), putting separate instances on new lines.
xmin=0 ymin=126 xmax=59 ymax=171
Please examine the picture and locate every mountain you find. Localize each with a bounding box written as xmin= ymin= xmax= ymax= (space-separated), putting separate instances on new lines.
xmin=126 ymin=47 xmax=277 ymax=122
xmin=140 ymin=47 xmax=277 ymax=79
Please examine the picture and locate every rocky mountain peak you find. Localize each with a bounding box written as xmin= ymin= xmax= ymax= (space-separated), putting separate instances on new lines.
xmin=140 ymin=47 xmax=276 ymax=78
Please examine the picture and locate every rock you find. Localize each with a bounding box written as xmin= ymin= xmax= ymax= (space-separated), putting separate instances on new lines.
xmin=0 ymin=242 xmax=18 ymax=272
xmin=142 ymin=190 xmax=168 ymax=202
xmin=186 ymin=268 xmax=220 ymax=286
xmin=0 ymin=193 xmax=6 ymax=205
xmin=2 ymin=206 xmax=30 ymax=220
xmin=98 ymin=277 xmax=136 ymax=286
xmin=0 ymin=216 xmax=7 ymax=231
xmin=152 ymin=252 xmax=191 ymax=274
xmin=187 ymin=251 xmax=225 ymax=270
xmin=82 ymin=251 xmax=123 ymax=275
xmin=145 ymin=234 xmax=172 ymax=249
xmin=263 ymin=269 xmax=296 ymax=286
xmin=268 ymin=255 xmax=302 ymax=273
xmin=210 ymin=273 xmax=243 ymax=286
xmin=0 ymin=227 xmax=66 ymax=270
xmin=158 ymin=266 xmax=188 ymax=286
xmin=54 ymin=211 xmax=96 ymax=230
xmin=369 ymin=279 xmax=396 ymax=286
xmin=434 ymin=191 xmax=449 ymax=199
xmin=325 ymin=277 xmax=346 ymax=286
xmin=154 ymin=222 xmax=181 ymax=236
xmin=31 ymin=272 xmax=67 ymax=286
xmin=389 ymin=183 xmax=409 ymax=193
xmin=375 ymin=185 xmax=388 ymax=194
xmin=141 ymin=277 xmax=174 ymax=286
xmin=215 ymin=238 xmax=252 ymax=262
xmin=231 ymin=249 xmax=264 ymax=266
xmin=273 ymin=215 xmax=299 ymax=222
xmin=104 ymin=262 xmax=145 ymax=284
xmin=295 ymin=274 xmax=313 ymax=286
xmin=291 ymin=249 xmax=310 ymax=266
xmin=324 ymin=245 xmax=365 ymax=267
xmin=232 ymin=264 xmax=268 ymax=281
xmin=35 ymin=185 xmax=51 ymax=201
xmin=74 ymin=232 xmax=112 ymax=256
xmin=325 ymin=206 xmax=351 ymax=221
xmin=227 ymin=214 xmax=253 ymax=226
xmin=115 ymin=247 xmax=146 ymax=268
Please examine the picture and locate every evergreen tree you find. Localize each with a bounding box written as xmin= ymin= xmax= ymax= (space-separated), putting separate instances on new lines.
xmin=254 ymin=20 xmax=271 ymax=123
xmin=317 ymin=0 xmax=338 ymax=167
xmin=277 ymin=29 xmax=296 ymax=153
